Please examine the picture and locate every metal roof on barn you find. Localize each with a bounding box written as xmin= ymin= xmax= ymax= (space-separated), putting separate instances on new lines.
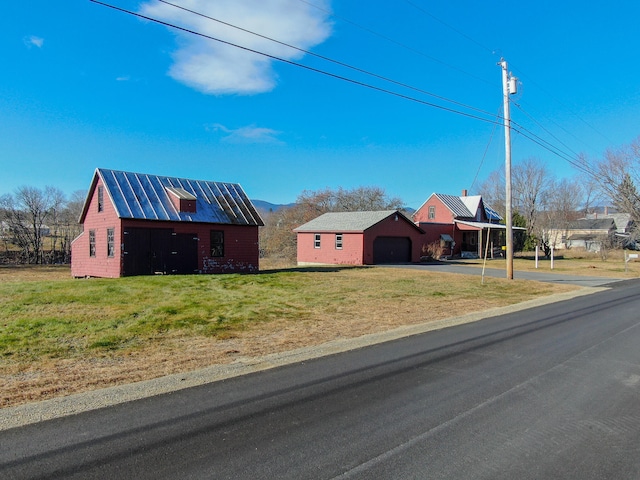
xmin=294 ymin=210 xmax=422 ymax=233
xmin=82 ymin=168 xmax=264 ymax=226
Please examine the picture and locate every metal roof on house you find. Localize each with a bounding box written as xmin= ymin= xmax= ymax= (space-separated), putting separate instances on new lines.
xmin=484 ymin=204 xmax=503 ymax=222
xmin=83 ymin=168 xmax=264 ymax=226
xmin=415 ymin=192 xmax=502 ymax=223
xmin=294 ymin=210 xmax=419 ymax=233
xmin=434 ymin=194 xmax=474 ymax=218
xmin=455 ymin=220 xmax=525 ymax=230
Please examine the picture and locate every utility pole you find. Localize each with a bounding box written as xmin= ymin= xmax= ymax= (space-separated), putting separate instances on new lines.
xmin=499 ymin=59 xmax=516 ymax=280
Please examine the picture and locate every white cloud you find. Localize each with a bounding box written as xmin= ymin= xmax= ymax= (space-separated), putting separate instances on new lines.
xmin=116 ymin=75 xmax=131 ymax=82
xmin=24 ymin=35 xmax=44 ymax=48
xmin=139 ymin=0 xmax=332 ymax=95
xmin=207 ymin=123 xmax=283 ymax=144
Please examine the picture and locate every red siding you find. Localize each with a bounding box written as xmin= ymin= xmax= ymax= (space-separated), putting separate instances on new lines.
xmin=297 ymin=232 xmax=365 ymax=265
xmin=413 ymin=195 xmax=479 ymax=256
xmin=71 ymin=178 xmax=260 ymax=277
xmin=413 ymin=195 xmax=455 ymax=224
xmin=417 ymin=223 xmax=459 ymax=256
xmin=71 ymin=178 xmax=122 ymax=278
xmin=363 ymin=214 xmax=423 ymax=264
xmin=296 ymin=213 xmax=424 ymax=266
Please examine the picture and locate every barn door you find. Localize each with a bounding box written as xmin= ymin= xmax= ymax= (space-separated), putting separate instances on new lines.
xmin=123 ymin=228 xmax=172 ymax=276
xmin=169 ymin=233 xmax=199 ymax=274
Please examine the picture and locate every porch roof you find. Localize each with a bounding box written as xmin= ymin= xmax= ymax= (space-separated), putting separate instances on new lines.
xmin=455 ymin=220 xmax=525 ymax=231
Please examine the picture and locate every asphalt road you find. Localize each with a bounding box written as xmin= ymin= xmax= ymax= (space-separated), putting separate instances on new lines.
xmin=2 ymin=280 xmax=640 ymax=479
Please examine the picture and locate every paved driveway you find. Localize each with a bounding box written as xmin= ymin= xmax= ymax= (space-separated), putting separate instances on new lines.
xmin=382 ymin=262 xmax=625 ymax=288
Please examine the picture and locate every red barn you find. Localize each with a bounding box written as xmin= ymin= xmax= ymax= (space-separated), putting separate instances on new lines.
xmin=71 ymin=168 xmax=264 ymax=278
xmin=294 ymin=210 xmax=424 ymax=266
xmin=412 ymin=191 xmax=503 ymax=258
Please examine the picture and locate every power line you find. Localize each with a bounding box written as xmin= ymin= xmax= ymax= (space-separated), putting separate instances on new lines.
xmin=400 ymin=0 xmax=609 ymax=175
xmin=512 ymin=102 xmax=582 ymax=159
xmin=154 ymin=0 xmax=498 ymax=119
xmin=91 ymin=0 xmax=599 ymax=182
xmin=469 ymin=106 xmax=502 ymax=193
xmin=90 ymin=0 xmax=504 ymax=127
xmin=511 ymin=126 xmax=597 ymax=178
xmin=507 ymin=62 xmax=615 ymax=147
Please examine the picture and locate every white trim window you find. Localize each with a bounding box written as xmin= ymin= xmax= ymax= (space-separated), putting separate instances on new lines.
xmin=335 ymin=233 xmax=343 ymax=249
xmin=107 ymin=228 xmax=115 ymax=257
xmin=314 ymin=234 xmax=321 ymax=249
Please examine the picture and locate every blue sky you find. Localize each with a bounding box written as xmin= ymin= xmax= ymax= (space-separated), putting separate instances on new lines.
xmin=2 ymin=1 xmax=639 ymax=208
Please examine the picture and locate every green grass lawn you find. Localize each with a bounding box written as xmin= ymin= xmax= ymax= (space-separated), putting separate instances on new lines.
xmin=0 ymin=265 xmax=573 ymax=362
xmin=0 ymin=263 xmax=591 ymax=407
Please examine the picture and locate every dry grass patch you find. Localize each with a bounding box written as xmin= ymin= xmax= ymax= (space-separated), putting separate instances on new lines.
xmin=454 ymin=250 xmax=640 ymax=278
xmin=1 ymin=265 xmax=576 ymax=408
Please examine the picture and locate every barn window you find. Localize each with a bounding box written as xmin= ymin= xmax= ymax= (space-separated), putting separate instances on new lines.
xmin=89 ymin=230 xmax=96 ymax=257
xmin=428 ymin=205 xmax=435 ymax=219
xmin=314 ymin=234 xmax=321 ymax=249
xmin=97 ymin=186 xmax=104 ymax=213
xmin=335 ymin=234 xmax=343 ymax=249
xmin=210 ymin=230 xmax=224 ymax=257
xmin=107 ymin=228 xmax=115 ymax=257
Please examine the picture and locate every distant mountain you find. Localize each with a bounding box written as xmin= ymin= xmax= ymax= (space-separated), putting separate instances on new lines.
xmin=251 ymin=199 xmax=295 ymax=218
xmin=252 ymin=199 xmax=415 ymax=218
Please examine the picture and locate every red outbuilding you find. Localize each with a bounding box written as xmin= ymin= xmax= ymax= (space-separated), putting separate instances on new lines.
xmin=294 ymin=210 xmax=424 ymax=266
xmin=71 ymin=168 xmax=264 ymax=278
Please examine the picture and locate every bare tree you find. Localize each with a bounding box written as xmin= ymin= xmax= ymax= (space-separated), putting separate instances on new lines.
xmin=58 ymin=190 xmax=85 ymax=263
xmin=538 ymin=177 xmax=583 ymax=254
xmin=45 ymin=187 xmax=67 ymax=263
xmin=512 ymin=157 xmax=551 ymax=240
xmin=0 ymin=186 xmax=65 ymax=264
xmin=579 ymin=173 xmax=605 ymax=216
xmin=579 ymin=136 xmax=640 ymax=220
xmin=477 ymin=169 xmax=505 ymax=217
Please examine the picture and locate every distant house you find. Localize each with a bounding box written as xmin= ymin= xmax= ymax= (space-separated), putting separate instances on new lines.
xmin=71 ymin=168 xmax=263 ymax=278
xmin=584 ymin=212 xmax=633 ymax=234
xmin=294 ymin=210 xmax=424 ymax=266
xmin=549 ymin=218 xmax=617 ymax=252
xmin=412 ymin=191 xmax=503 ymax=258
xmin=0 ymin=221 xmax=50 ymax=239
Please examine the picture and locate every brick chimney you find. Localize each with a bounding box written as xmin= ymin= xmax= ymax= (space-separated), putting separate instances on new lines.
xmin=461 ymin=189 xmax=468 ymax=197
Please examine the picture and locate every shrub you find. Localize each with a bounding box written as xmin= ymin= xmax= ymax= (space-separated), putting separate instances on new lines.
xmin=421 ymin=241 xmax=443 ymax=261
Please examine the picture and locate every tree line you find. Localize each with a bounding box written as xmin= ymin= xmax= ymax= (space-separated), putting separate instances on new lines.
xmin=478 ymin=135 xmax=640 ymax=255
xmin=0 ymin=187 xmax=85 ymax=264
